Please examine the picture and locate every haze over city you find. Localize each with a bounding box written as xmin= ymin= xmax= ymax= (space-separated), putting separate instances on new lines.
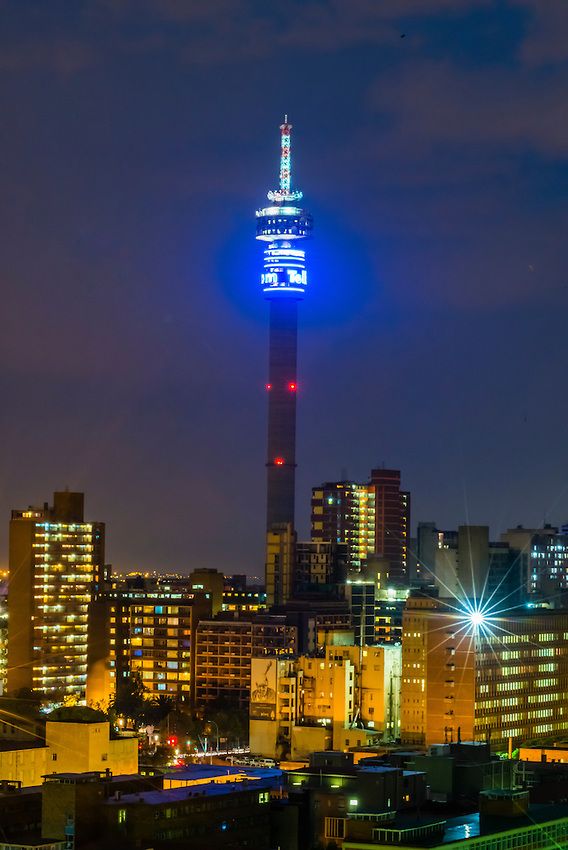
xmin=1 ymin=1 xmax=567 ymax=575
xmin=5 ymin=8 xmax=568 ymax=850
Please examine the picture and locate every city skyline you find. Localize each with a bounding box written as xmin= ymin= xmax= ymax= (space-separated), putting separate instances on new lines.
xmin=1 ymin=3 xmax=567 ymax=575
xmin=3 ymin=8 xmax=568 ymax=850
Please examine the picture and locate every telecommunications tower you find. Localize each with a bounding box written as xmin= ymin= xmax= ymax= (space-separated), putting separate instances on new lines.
xmin=256 ymin=118 xmax=313 ymax=535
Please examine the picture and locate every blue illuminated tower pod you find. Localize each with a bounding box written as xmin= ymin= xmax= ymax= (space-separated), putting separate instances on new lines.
xmin=256 ymin=117 xmax=313 ymax=530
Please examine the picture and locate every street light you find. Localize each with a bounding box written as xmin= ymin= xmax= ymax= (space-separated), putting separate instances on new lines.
xmin=205 ymin=719 xmax=220 ymax=756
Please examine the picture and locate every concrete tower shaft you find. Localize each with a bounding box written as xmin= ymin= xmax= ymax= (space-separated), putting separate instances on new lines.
xmin=256 ymin=118 xmax=312 ymax=536
xmin=266 ymin=299 xmax=298 ymax=527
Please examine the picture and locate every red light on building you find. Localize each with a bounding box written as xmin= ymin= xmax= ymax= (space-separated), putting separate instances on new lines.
xmin=266 ymin=383 xmax=272 ymax=391
xmin=274 ymin=457 xmax=285 ymax=466
xmin=288 ymin=381 xmax=297 ymax=392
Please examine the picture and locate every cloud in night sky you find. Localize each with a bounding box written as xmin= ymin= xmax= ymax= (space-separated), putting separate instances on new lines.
xmin=0 ymin=0 xmax=566 ymax=574
xmin=370 ymin=61 xmax=568 ymax=157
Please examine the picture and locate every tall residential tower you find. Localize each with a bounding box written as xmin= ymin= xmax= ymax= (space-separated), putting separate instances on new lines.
xmin=311 ymin=469 xmax=410 ymax=582
xmin=7 ymin=491 xmax=107 ymax=701
xmin=256 ymin=118 xmax=312 ymax=605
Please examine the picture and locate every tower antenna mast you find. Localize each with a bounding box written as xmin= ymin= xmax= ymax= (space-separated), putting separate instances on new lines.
xmin=267 ymin=116 xmax=303 ymax=204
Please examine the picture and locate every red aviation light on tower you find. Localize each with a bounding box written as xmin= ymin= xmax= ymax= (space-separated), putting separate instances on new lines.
xmin=257 ymin=118 xmax=314 ymax=570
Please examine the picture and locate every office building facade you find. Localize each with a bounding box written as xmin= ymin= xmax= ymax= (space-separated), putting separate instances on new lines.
xmin=401 ymin=594 xmax=568 ymax=749
xmin=501 ymin=525 xmax=568 ymax=600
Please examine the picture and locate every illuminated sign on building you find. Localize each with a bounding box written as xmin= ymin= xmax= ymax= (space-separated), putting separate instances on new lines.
xmin=261 ymin=245 xmax=307 ymax=294
xmin=250 ymin=658 xmax=277 ymax=721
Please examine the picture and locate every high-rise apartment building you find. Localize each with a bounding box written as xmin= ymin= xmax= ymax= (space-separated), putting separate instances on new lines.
xmin=7 ymin=491 xmax=106 ymax=701
xmin=311 ymin=482 xmax=375 ymax=570
xmin=97 ymin=582 xmax=212 ymax=704
xmin=370 ymin=468 xmax=410 ymax=585
xmin=401 ymin=594 xmax=568 ymax=749
xmin=194 ymin=615 xmax=297 ymax=710
xmin=311 ymin=470 xmax=410 ymax=582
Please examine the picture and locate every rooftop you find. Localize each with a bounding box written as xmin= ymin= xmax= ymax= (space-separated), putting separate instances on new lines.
xmin=376 ymin=803 xmax=568 ymax=847
xmin=104 ymin=776 xmax=279 ymax=807
xmin=163 ymin=765 xmax=283 ymax=782
xmin=444 ymin=804 xmax=568 ymax=844
xmin=0 ymin=739 xmax=45 ymax=753
xmin=0 ymin=783 xmax=42 ymax=797
xmin=42 ymin=772 xmax=142 ymax=784
xmin=290 ymin=764 xmax=404 ymax=779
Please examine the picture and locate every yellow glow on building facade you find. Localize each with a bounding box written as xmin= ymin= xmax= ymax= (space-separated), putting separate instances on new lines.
xmin=312 ymin=471 xmax=410 ymax=583
xmin=0 ymin=591 xmax=7 ymax=694
xmin=7 ymin=492 xmax=106 ymax=701
xmin=107 ymin=590 xmax=212 ymax=702
xmin=195 ymin=616 xmax=297 ymax=709
xmin=250 ymin=639 xmax=401 ymax=760
xmin=311 ymin=483 xmax=376 ymax=571
xmin=0 ymin=720 xmax=137 ymax=787
xmin=265 ymin=523 xmax=295 ymax=607
xmin=222 ymin=589 xmax=267 ymax=613
xmin=401 ymin=594 xmax=568 ymax=749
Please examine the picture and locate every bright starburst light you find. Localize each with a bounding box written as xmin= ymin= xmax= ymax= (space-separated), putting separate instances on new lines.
xmin=410 ymin=528 xmax=556 ymax=662
xmin=469 ymin=609 xmax=485 ymax=629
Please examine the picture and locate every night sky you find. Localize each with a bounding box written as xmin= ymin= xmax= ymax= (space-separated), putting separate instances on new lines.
xmin=0 ymin=1 xmax=567 ymax=576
